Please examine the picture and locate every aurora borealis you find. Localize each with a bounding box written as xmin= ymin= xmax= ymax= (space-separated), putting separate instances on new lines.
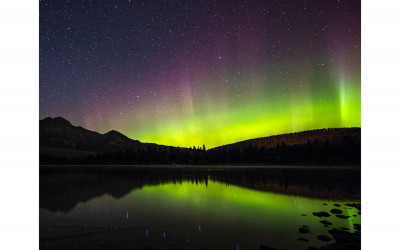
xmin=40 ymin=0 xmax=361 ymax=148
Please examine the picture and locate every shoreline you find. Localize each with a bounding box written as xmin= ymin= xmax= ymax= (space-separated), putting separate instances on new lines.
xmin=39 ymin=164 xmax=361 ymax=169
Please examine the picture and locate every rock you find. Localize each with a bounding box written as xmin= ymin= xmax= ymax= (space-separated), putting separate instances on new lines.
xmin=345 ymin=203 xmax=361 ymax=211
xmin=320 ymin=220 xmax=332 ymax=225
xmin=313 ymin=212 xmax=330 ymax=217
xmin=299 ymin=227 xmax=310 ymax=234
xmin=336 ymin=215 xmax=350 ymax=219
xmin=317 ymin=235 xmax=332 ymax=241
xmin=322 ymin=228 xmax=361 ymax=249
xmin=298 ymin=237 xmax=309 ymax=242
xmin=319 ymin=220 xmax=332 ymax=226
xmin=330 ymin=209 xmax=343 ymax=214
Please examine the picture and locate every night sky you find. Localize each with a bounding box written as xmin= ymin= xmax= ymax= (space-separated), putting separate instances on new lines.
xmin=40 ymin=0 xmax=361 ymax=148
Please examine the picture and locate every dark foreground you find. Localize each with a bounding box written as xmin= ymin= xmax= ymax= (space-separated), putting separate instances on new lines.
xmin=40 ymin=165 xmax=360 ymax=250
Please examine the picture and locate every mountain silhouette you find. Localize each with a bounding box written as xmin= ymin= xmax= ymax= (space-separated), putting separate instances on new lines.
xmin=209 ymin=127 xmax=361 ymax=152
xmin=40 ymin=117 xmax=360 ymax=165
xmin=40 ymin=117 xmax=161 ymax=156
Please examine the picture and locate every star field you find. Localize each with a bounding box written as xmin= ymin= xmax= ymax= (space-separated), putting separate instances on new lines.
xmin=40 ymin=0 xmax=361 ymax=148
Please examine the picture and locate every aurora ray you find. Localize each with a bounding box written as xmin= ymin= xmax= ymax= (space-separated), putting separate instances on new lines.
xmin=40 ymin=0 xmax=361 ymax=148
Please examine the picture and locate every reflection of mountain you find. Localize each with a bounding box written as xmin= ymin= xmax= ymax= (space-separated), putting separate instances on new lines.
xmin=40 ymin=166 xmax=360 ymax=212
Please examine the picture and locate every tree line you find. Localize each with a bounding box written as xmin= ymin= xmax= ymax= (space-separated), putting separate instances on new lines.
xmin=40 ymin=135 xmax=360 ymax=165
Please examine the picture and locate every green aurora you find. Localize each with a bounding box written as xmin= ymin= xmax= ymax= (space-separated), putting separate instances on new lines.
xmin=40 ymin=0 xmax=361 ymax=148
xmin=121 ymin=72 xmax=361 ymax=148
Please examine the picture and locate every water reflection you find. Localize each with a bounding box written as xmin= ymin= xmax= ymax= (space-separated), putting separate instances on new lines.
xmin=40 ymin=166 xmax=360 ymax=250
xmin=40 ymin=165 xmax=360 ymax=212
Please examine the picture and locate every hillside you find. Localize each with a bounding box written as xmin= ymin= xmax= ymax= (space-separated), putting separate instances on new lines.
xmin=209 ymin=128 xmax=361 ymax=152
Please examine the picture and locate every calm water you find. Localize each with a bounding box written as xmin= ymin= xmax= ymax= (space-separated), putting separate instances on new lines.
xmin=40 ymin=166 xmax=361 ymax=250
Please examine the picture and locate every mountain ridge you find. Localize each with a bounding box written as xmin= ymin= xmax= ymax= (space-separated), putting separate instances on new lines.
xmin=40 ymin=117 xmax=159 ymax=153
xmin=209 ymin=127 xmax=361 ymax=151
xmin=40 ymin=117 xmax=361 ymax=164
xmin=41 ymin=116 xmax=361 ymax=151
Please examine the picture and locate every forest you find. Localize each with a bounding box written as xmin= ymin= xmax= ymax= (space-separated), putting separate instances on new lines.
xmin=40 ymin=134 xmax=360 ymax=165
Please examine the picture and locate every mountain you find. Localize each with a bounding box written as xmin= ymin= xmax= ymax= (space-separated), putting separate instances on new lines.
xmin=209 ymin=128 xmax=361 ymax=152
xmin=40 ymin=117 xmax=360 ymax=165
xmin=40 ymin=117 xmax=161 ymax=157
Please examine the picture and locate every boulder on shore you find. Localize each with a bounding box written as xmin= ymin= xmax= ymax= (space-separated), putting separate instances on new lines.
xmin=330 ymin=209 xmax=343 ymax=214
xmin=319 ymin=220 xmax=332 ymax=226
xmin=299 ymin=227 xmax=310 ymax=234
xmin=313 ymin=212 xmax=330 ymax=217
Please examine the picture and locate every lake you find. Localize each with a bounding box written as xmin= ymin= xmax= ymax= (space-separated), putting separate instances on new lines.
xmin=40 ymin=166 xmax=361 ymax=250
